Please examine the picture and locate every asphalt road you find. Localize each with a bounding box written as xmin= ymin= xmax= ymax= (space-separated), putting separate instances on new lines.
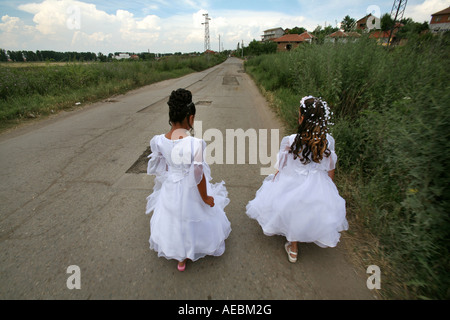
xmin=0 ymin=57 xmax=377 ymax=300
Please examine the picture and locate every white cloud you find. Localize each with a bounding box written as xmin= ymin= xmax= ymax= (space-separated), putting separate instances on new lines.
xmin=0 ymin=14 xmax=35 ymax=49
xmin=2 ymin=0 xmax=164 ymax=52
xmin=405 ymin=0 xmax=449 ymax=22
xmin=0 ymin=15 xmax=24 ymax=33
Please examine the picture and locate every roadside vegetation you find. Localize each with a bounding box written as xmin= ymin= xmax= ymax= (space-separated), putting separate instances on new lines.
xmin=245 ymin=33 xmax=450 ymax=300
xmin=0 ymin=54 xmax=227 ymax=130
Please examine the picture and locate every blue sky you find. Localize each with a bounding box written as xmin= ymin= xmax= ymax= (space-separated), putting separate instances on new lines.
xmin=0 ymin=0 xmax=447 ymax=54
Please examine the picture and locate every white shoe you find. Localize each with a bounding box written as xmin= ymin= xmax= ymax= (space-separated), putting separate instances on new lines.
xmin=285 ymin=242 xmax=298 ymax=263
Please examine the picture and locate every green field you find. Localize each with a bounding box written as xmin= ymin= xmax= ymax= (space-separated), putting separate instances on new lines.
xmin=245 ymin=33 xmax=450 ymax=300
xmin=0 ymin=54 xmax=226 ymax=130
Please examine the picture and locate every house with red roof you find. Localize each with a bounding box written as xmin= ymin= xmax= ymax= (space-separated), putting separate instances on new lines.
xmin=356 ymin=14 xmax=372 ymax=30
xmin=272 ymin=32 xmax=315 ymax=51
xmin=325 ymin=30 xmax=361 ymax=43
xmin=429 ymin=7 xmax=450 ymax=33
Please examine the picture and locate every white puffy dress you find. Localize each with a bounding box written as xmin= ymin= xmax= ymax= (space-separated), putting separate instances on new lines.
xmin=246 ymin=134 xmax=348 ymax=248
xmin=146 ymin=134 xmax=231 ymax=262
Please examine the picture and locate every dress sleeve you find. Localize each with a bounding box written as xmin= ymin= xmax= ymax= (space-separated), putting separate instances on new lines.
xmin=188 ymin=138 xmax=211 ymax=186
xmin=327 ymin=134 xmax=338 ymax=171
xmin=147 ymin=135 xmax=167 ymax=176
xmin=274 ymin=136 xmax=292 ymax=171
xmin=145 ymin=135 xmax=167 ymax=215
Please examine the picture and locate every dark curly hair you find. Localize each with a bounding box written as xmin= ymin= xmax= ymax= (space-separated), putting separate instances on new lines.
xmin=290 ymin=97 xmax=331 ymax=164
xmin=168 ymin=88 xmax=196 ymax=132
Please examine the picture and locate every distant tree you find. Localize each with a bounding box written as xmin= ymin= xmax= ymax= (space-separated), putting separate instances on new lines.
xmin=312 ymin=25 xmax=339 ymax=44
xmin=263 ymin=40 xmax=278 ymax=54
xmin=288 ymin=26 xmax=307 ymax=34
xmin=244 ymin=39 xmax=277 ymax=56
xmin=341 ymin=15 xmax=356 ymax=32
xmin=138 ymin=52 xmax=156 ymax=60
xmin=36 ymin=50 xmax=43 ymax=61
xmin=396 ymin=18 xmax=429 ymax=40
xmin=23 ymin=51 xmax=38 ymax=62
xmin=98 ymin=52 xmax=107 ymax=62
xmin=0 ymin=49 xmax=8 ymax=61
xmin=7 ymin=50 xmax=23 ymax=62
xmin=381 ymin=13 xmax=395 ymax=32
xmin=39 ymin=50 xmax=62 ymax=61
xmin=313 ymin=25 xmax=339 ymax=35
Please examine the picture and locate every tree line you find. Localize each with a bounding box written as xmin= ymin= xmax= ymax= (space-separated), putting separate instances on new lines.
xmin=0 ymin=50 xmax=191 ymax=63
xmin=0 ymin=50 xmax=99 ymax=62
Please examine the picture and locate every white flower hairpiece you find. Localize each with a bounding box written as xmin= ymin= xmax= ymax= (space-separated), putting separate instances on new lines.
xmin=299 ymin=95 xmax=333 ymax=122
xmin=300 ymin=95 xmax=315 ymax=111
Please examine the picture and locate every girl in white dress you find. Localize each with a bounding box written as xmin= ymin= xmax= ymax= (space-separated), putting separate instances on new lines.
xmin=246 ymin=96 xmax=348 ymax=263
xmin=146 ymin=89 xmax=231 ymax=271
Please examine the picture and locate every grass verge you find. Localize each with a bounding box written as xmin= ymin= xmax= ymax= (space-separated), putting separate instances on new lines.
xmin=0 ymin=55 xmax=226 ymax=132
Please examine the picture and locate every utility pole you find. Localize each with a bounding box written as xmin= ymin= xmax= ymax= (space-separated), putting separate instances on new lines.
xmin=202 ymin=13 xmax=211 ymax=52
xmin=387 ymin=0 xmax=408 ymax=47
xmin=219 ymin=34 xmax=221 ymax=53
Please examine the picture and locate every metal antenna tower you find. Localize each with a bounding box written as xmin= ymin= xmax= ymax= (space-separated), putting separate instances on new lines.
xmin=387 ymin=0 xmax=407 ymax=47
xmin=202 ymin=13 xmax=211 ymax=52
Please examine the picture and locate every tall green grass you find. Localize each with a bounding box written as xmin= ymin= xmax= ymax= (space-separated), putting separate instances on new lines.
xmin=0 ymin=54 xmax=226 ymax=124
xmin=246 ymin=34 xmax=450 ymax=299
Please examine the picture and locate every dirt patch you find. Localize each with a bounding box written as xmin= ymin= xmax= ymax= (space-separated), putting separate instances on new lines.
xmin=223 ymin=76 xmax=239 ymax=86
xmin=126 ymin=146 xmax=151 ymax=174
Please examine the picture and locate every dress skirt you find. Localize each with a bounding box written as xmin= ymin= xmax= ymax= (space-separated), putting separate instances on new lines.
xmin=146 ymin=134 xmax=231 ymax=262
xmin=246 ymin=134 xmax=348 ymax=248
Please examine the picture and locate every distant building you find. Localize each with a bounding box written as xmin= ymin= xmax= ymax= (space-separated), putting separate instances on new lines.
xmin=429 ymin=7 xmax=450 ymax=34
xmin=368 ymin=22 xmax=403 ymax=46
xmin=272 ymin=32 xmax=315 ymax=51
xmin=356 ymin=13 xmax=380 ymax=32
xmin=356 ymin=14 xmax=372 ymax=30
xmin=262 ymin=27 xmax=285 ymax=42
xmin=325 ymin=30 xmax=361 ymax=43
xmin=114 ymin=53 xmax=131 ymax=60
xmin=369 ymin=30 xmax=394 ymax=46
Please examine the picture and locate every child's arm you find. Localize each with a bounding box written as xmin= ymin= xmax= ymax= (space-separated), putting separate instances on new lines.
xmin=328 ymin=169 xmax=335 ymax=182
xmin=273 ymin=170 xmax=279 ymax=181
xmin=197 ymin=174 xmax=215 ymax=207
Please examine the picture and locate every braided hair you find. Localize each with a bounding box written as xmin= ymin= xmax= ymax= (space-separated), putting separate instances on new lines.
xmin=290 ymin=96 xmax=332 ymax=165
xmin=168 ymin=88 xmax=196 ymax=133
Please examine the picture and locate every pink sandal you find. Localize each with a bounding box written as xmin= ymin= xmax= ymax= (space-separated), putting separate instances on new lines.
xmin=177 ymin=260 xmax=187 ymax=272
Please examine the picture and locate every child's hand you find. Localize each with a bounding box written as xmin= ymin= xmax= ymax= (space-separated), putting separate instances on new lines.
xmin=203 ymin=196 xmax=215 ymax=207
